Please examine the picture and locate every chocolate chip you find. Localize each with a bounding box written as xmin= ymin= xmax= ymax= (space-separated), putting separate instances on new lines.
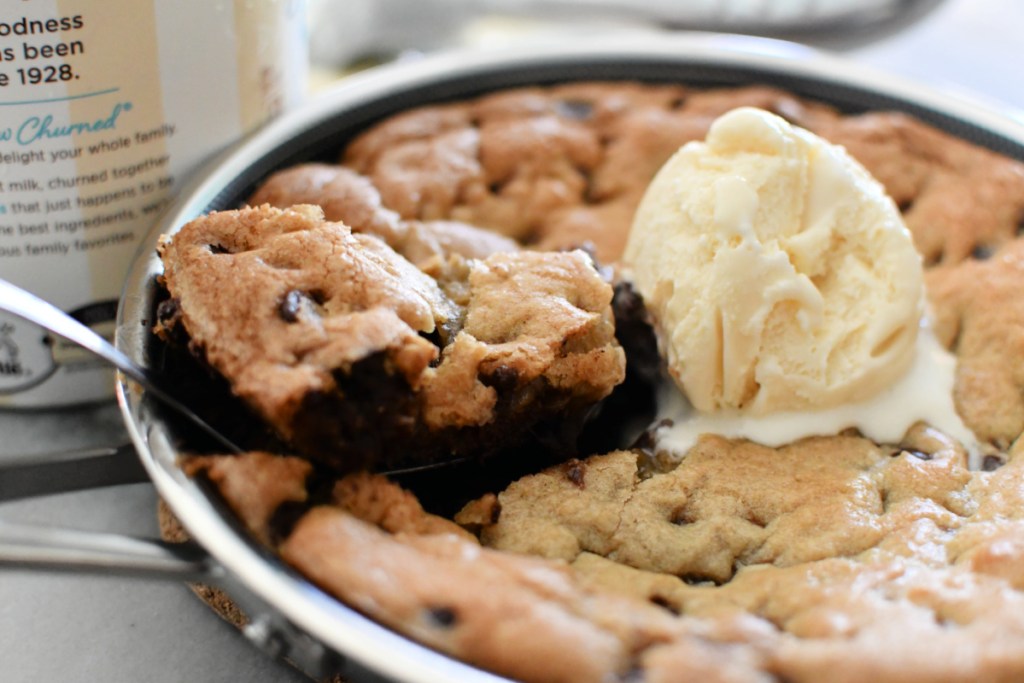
xmin=620 ymin=666 xmax=646 ymax=683
xmin=971 ymin=244 xmax=995 ymax=260
xmin=982 ymin=454 xmax=1006 ymax=471
xmin=564 ymin=459 xmax=586 ymax=488
xmin=278 ymin=289 xmax=304 ymax=323
xmin=555 ymin=99 xmax=594 ymax=120
xmin=426 ymin=606 xmax=458 ymax=628
xmin=483 ymin=365 xmax=519 ymax=392
xmin=155 ymin=297 xmax=181 ymax=325
xmin=897 ymin=197 xmax=916 ymax=214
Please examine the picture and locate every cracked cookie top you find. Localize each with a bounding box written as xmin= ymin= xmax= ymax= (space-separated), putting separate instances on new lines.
xmin=340 ymin=83 xmax=1024 ymax=266
xmin=458 ymin=426 xmax=975 ymax=583
xmin=248 ymin=164 xmax=520 ymax=274
xmin=450 ymin=427 xmax=1024 ymax=681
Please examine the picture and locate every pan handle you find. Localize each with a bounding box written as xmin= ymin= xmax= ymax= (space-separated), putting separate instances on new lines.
xmin=0 ymin=445 xmax=349 ymax=681
xmin=0 ymin=518 xmax=220 ymax=582
xmin=0 ymin=442 xmax=221 ymax=583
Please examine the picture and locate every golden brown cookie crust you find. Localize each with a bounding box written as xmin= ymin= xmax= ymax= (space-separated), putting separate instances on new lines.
xmin=458 ymin=431 xmax=1024 ymax=681
xmin=177 ymin=436 xmax=1024 ymax=683
xmin=462 ymin=427 xmax=975 ymax=582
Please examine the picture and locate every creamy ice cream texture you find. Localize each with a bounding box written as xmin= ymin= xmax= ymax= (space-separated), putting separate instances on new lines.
xmin=625 ymin=106 xmax=924 ymax=415
xmin=625 ymin=106 xmax=980 ymax=460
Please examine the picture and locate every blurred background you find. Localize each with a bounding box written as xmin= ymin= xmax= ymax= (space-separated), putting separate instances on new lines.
xmin=305 ymin=0 xmax=1021 ymax=112
xmin=307 ymin=0 xmax=948 ymax=67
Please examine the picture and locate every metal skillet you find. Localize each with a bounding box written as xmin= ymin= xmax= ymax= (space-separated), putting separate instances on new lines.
xmin=9 ymin=33 xmax=1024 ymax=683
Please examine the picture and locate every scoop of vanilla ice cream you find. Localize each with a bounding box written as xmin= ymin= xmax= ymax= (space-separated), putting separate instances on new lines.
xmin=624 ymin=107 xmax=924 ymax=414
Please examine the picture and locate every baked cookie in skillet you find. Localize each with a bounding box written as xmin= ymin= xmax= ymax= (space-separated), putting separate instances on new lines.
xmin=155 ymin=203 xmax=625 ymax=473
xmin=160 ymin=81 xmax=1024 ymax=683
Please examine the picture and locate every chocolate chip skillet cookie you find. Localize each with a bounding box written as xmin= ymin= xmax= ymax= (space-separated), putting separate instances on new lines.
xmin=158 ymin=81 xmax=1024 ymax=683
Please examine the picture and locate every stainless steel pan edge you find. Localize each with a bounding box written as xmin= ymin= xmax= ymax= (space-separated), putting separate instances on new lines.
xmin=114 ymin=33 xmax=1024 ymax=683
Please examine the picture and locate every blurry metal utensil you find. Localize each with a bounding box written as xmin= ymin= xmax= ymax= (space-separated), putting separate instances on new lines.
xmin=0 ymin=278 xmax=242 ymax=456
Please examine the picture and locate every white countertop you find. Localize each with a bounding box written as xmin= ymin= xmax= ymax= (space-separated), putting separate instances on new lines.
xmin=1 ymin=0 xmax=1021 ymax=680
